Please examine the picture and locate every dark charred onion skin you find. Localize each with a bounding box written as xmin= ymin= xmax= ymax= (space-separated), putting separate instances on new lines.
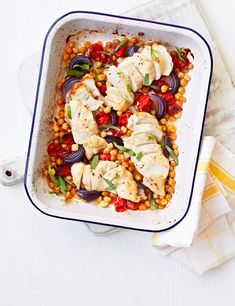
xmin=61 ymin=76 xmax=80 ymax=100
xmin=69 ymin=55 xmax=91 ymax=71
xmin=110 ymin=110 xmax=117 ymax=125
xmin=162 ymin=135 xmax=172 ymax=158
xmin=148 ymin=91 xmax=167 ymax=119
xmin=63 ymin=146 xmax=85 ymax=164
xmin=105 ymin=135 xmax=124 ymax=146
xmin=76 ymin=189 xmax=101 ymax=201
xmin=162 ymin=72 xmax=180 ymax=94
xmin=126 ymin=45 xmax=139 ymax=57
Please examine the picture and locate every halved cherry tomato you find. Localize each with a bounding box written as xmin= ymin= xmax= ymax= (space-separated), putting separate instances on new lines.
xmin=88 ymin=43 xmax=104 ymax=61
xmin=114 ymin=196 xmax=126 ymax=212
xmin=136 ymin=93 xmax=152 ymax=112
xmin=167 ymin=104 xmax=182 ymax=116
xmin=95 ymin=112 xmax=110 ymax=125
xmin=99 ymin=83 xmax=107 ymax=96
xmin=162 ymin=92 xmax=175 ymax=105
xmin=171 ymin=50 xmax=190 ymax=70
xmin=62 ymin=133 xmax=74 ymax=146
xmin=98 ymin=153 xmax=111 ymax=161
xmin=117 ymin=111 xmax=132 ymax=126
xmin=115 ymin=46 xmax=126 ymax=58
xmin=47 ymin=142 xmax=70 ymax=159
xmin=125 ymin=200 xmax=139 ymax=210
xmin=111 ymin=129 xmax=123 ymax=137
xmin=57 ymin=164 xmax=71 ymax=177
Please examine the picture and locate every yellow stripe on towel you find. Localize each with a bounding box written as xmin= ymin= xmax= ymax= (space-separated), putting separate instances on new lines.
xmin=197 ymin=161 xmax=210 ymax=173
xmin=202 ymin=185 xmax=220 ymax=202
xmin=209 ymin=161 xmax=235 ymax=194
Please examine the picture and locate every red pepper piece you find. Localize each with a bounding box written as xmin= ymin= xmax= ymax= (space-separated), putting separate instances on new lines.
xmin=115 ymin=46 xmax=126 ymax=58
xmin=62 ymin=133 xmax=74 ymax=146
xmin=114 ymin=196 xmax=126 ymax=212
xmin=47 ymin=142 xmax=61 ymax=157
xmin=99 ymin=83 xmax=107 ymax=96
xmin=57 ymin=164 xmax=71 ymax=177
xmin=162 ymin=92 xmax=175 ymax=105
xmin=125 ymin=200 xmax=140 ymax=210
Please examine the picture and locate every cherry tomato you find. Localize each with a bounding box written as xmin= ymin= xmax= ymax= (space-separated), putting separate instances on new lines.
xmin=99 ymin=83 xmax=107 ymax=96
xmin=47 ymin=142 xmax=70 ymax=159
xmin=136 ymin=93 xmax=153 ymax=112
xmin=47 ymin=143 xmax=61 ymax=157
xmin=162 ymin=92 xmax=175 ymax=105
xmin=117 ymin=111 xmax=132 ymax=126
xmin=88 ymin=43 xmax=104 ymax=61
xmin=98 ymin=153 xmax=111 ymax=161
xmin=125 ymin=200 xmax=139 ymax=210
xmin=111 ymin=129 xmax=123 ymax=137
xmin=57 ymin=164 xmax=71 ymax=177
xmin=114 ymin=196 xmax=126 ymax=212
xmin=115 ymin=46 xmax=126 ymax=58
xmin=171 ymin=50 xmax=190 ymax=70
xmin=62 ymin=133 xmax=74 ymax=146
xmin=95 ymin=112 xmax=110 ymax=125
xmin=167 ymin=104 xmax=182 ymax=116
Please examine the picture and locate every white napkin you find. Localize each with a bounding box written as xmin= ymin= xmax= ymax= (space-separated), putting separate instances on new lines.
xmin=152 ymin=136 xmax=235 ymax=274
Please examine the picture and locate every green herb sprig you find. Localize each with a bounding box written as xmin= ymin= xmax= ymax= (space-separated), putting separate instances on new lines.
xmin=102 ymin=39 xmax=128 ymax=56
xmin=175 ymin=47 xmax=186 ymax=63
xmin=161 ymin=140 xmax=178 ymax=165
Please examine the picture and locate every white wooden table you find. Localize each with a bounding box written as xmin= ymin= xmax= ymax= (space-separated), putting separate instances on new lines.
xmin=1 ymin=1 xmax=235 ymax=305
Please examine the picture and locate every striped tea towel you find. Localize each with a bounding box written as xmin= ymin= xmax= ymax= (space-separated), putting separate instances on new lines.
xmin=152 ymin=136 xmax=235 ymax=274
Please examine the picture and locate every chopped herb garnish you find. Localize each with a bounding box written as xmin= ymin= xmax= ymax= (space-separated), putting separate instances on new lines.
xmin=48 ymin=164 xmax=58 ymax=187
xmin=144 ymin=73 xmax=150 ymax=86
xmin=102 ymin=38 xmax=128 ymax=56
xmin=63 ymin=177 xmax=76 ymax=187
xmin=91 ymin=155 xmax=99 ymax=170
xmin=117 ymin=71 xmax=123 ymax=75
xmin=127 ymin=84 xmax=132 ymax=94
xmin=67 ymin=70 xmax=85 ymax=77
xmin=150 ymin=85 xmax=161 ymax=91
xmin=161 ymin=140 xmax=179 ymax=165
xmin=150 ymin=193 xmax=156 ymax=210
xmin=67 ymin=105 xmax=72 ymax=119
xmin=113 ymin=142 xmax=136 ymax=156
xmin=101 ymin=125 xmax=120 ymax=131
xmin=150 ymin=46 xmax=156 ymax=61
xmin=58 ymin=176 xmax=67 ymax=194
xmin=148 ymin=134 xmax=157 ymax=141
xmin=58 ymin=137 xmax=63 ymax=144
xmin=73 ymin=63 xmax=90 ymax=70
xmin=136 ymin=152 xmax=143 ymax=161
xmin=104 ymin=178 xmax=118 ymax=191
xmin=175 ymin=47 xmax=186 ymax=63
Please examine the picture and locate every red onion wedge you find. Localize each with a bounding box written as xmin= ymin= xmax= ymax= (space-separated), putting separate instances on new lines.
xmin=126 ymin=45 xmax=139 ymax=57
xmin=63 ymin=146 xmax=85 ymax=164
xmin=76 ymin=189 xmax=101 ymax=201
xmin=162 ymin=135 xmax=172 ymax=158
xmin=148 ymin=91 xmax=167 ymax=119
xmin=162 ymin=72 xmax=180 ymax=94
xmin=110 ymin=110 xmax=117 ymax=125
xmin=69 ymin=55 xmax=91 ymax=71
xmin=61 ymin=76 xmax=80 ymax=100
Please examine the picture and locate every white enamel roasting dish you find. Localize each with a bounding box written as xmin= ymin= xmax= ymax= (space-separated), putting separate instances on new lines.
xmin=24 ymin=11 xmax=213 ymax=232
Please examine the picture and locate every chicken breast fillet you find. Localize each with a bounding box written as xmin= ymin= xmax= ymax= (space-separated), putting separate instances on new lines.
xmin=152 ymin=43 xmax=173 ymax=76
xmin=83 ymin=136 xmax=107 ymax=160
xmin=141 ymin=45 xmax=163 ymax=80
xmin=131 ymin=53 xmax=156 ymax=84
xmin=104 ymin=86 xmax=131 ymax=112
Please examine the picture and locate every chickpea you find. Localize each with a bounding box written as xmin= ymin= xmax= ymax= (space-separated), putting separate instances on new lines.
xmin=63 ymin=53 xmax=70 ymax=61
xmin=65 ymin=47 xmax=73 ymax=54
xmin=139 ymin=204 xmax=147 ymax=210
xmin=178 ymin=87 xmax=185 ymax=94
xmin=104 ymin=196 xmax=112 ymax=204
xmin=48 ymin=181 xmax=55 ymax=189
xmin=62 ymin=123 xmax=70 ymax=131
xmin=135 ymin=174 xmax=142 ymax=181
xmin=44 ymin=169 xmax=49 ymax=176
xmin=79 ymin=46 xmax=87 ymax=54
xmin=188 ymin=63 xmax=194 ymax=70
xmin=110 ymin=149 xmax=117 ymax=156
xmin=174 ymin=93 xmax=182 ymax=100
xmin=104 ymin=106 xmax=111 ymax=114
xmin=59 ymin=131 xmax=65 ymax=138
xmin=57 ymin=118 xmax=64 ymax=126
xmin=161 ymin=85 xmax=169 ymax=93
xmin=157 ymin=204 xmax=165 ymax=209
xmin=65 ymin=192 xmax=72 ymax=199
xmin=165 ymin=194 xmax=172 ymax=201
xmin=94 ymin=61 xmax=103 ymax=68
xmin=106 ymin=41 xmax=112 ymax=48
xmin=130 ymin=37 xmax=138 ymax=44
xmin=121 ymin=126 xmax=127 ymax=134
xmin=126 ymin=130 xmax=132 ymax=137
xmin=167 ymin=125 xmax=176 ymax=133
xmin=98 ymin=74 xmax=106 ymax=81
xmin=58 ymin=110 xmax=64 ymax=118
xmin=160 ymin=118 xmax=167 ymax=125
xmin=172 ymin=144 xmax=178 ymax=150
xmin=168 ymin=178 xmax=176 ymax=187
xmin=68 ymin=41 xmax=75 ymax=48
xmin=169 ymin=116 xmax=176 ymax=122
xmin=161 ymin=126 xmax=167 ymax=132
xmin=66 ymin=184 xmax=72 ymax=191
xmin=84 ymin=41 xmax=91 ymax=48
xmin=100 ymin=131 xmax=107 ymax=138
xmin=117 ymin=111 xmax=122 ymax=116
xmin=180 ymin=79 xmax=187 ymax=87
xmin=170 ymin=160 xmax=176 ymax=167
xmin=53 ymin=124 xmax=60 ymax=133
xmin=169 ymin=171 xmax=175 ymax=178
xmin=167 ymin=186 xmax=175 ymax=194
xmin=72 ymin=47 xmax=79 ymax=54
xmin=177 ymin=71 xmax=185 ymax=79
xmin=113 ymin=38 xmax=120 ymax=45
xmin=70 ymin=53 xmax=76 ymax=60
xmin=150 ymin=110 xmax=156 ymax=116
xmin=56 ymin=80 xmax=63 ymax=90
xmin=56 ymin=158 xmax=63 ymax=166
xmin=176 ymin=100 xmax=183 ymax=106
xmin=54 ymin=132 xmax=60 ymax=139
xmin=161 ymin=199 xmax=168 ymax=205
xmin=56 ymin=99 xmax=64 ymax=106
xmin=184 ymin=74 xmax=191 ymax=81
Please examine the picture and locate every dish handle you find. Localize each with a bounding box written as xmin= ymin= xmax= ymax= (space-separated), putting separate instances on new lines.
xmin=0 ymin=155 xmax=25 ymax=186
